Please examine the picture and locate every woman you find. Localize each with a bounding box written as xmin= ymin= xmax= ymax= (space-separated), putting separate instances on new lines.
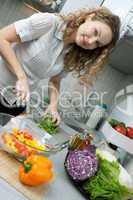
xmin=0 ymin=7 xmax=120 ymax=123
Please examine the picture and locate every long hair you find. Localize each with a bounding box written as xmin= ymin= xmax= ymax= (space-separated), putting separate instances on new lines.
xmin=59 ymin=7 xmax=120 ymax=85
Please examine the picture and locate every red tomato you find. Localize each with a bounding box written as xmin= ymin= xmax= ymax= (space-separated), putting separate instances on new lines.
xmin=19 ymin=146 xmax=28 ymax=153
xmin=15 ymin=131 xmax=21 ymax=135
xmin=114 ymin=125 xmax=127 ymax=136
xmin=126 ymin=127 xmax=133 ymax=139
xmin=14 ymin=142 xmax=27 ymax=153
xmin=14 ymin=142 xmax=23 ymax=149
xmin=23 ymin=133 xmax=33 ymax=140
xmin=20 ymin=149 xmax=29 ymax=157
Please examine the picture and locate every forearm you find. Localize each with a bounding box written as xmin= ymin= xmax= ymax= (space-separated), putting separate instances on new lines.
xmin=0 ymin=39 xmax=26 ymax=80
xmin=48 ymin=77 xmax=61 ymax=109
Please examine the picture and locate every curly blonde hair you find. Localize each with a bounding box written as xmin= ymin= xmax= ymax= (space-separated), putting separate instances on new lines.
xmin=60 ymin=7 xmax=120 ymax=86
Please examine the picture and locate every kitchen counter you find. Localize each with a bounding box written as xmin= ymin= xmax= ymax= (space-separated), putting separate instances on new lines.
xmin=0 ymin=123 xmax=86 ymax=200
xmin=0 ymin=150 xmax=85 ymax=200
xmin=0 ymin=120 xmax=132 ymax=200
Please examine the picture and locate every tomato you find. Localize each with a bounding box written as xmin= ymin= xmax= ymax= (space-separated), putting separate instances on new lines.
xmin=20 ymin=149 xmax=29 ymax=157
xmin=114 ymin=125 xmax=127 ymax=136
xmin=23 ymin=133 xmax=33 ymax=140
xmin=14 ymin=142 xmax=27 ymax=152
xmin=126 ymin=127 xmax=133 ymax=139
xmin=14 ymin=142 xmax=23 ymax=149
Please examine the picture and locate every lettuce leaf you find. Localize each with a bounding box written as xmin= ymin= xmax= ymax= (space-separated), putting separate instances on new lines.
xmin=38 ymin=117 xmax=58 ymax=135
xmin=83 ymin=155 xmax=133 ymax=200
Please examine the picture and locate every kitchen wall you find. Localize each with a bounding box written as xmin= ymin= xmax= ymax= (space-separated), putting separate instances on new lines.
xmin=61 ymin=0 xmax=97 ymax=13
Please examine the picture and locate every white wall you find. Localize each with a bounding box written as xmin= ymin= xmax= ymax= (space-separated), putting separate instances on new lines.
xmin=102 ymin=0 xmax=133 ymax=21
xmin=61 ymin=0 xmax=98 ymax=14
xmin=102 ymin=0 xmax=133 ymax=38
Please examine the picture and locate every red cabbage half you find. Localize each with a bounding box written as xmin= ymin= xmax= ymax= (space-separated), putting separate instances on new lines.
xmin=65 ymin=147 xmax=98 ymax=181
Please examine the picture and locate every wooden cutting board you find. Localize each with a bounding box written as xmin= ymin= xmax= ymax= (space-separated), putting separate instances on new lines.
xmin=0 ymin=150 xmax=51 ymax=200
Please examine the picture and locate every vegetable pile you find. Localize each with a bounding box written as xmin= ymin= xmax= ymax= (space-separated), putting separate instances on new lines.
xmin=83 ymin=153 xmax=133 ymax=200
xmin=65 ymin=134 xmax=133 ymax=200
xmin=2 ymin=128 xmax=45 ymax=158
xmin=109 ymin=118 xmax=133 ymax=139
xmin=38 ymin=117 xmax=58 ymax=135
xmin=13 ymin=128 xmax=45 ymax=151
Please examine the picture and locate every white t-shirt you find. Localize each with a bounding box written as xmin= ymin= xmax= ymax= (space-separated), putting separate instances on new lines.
xmin=0 ymin=12 xmax=68 ymax=104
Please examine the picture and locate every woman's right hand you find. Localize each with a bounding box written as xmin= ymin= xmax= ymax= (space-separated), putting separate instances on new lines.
xmin=16 ymin=78 xmax=30 ymax=103
xmin=44 ymin=104 xmax=61 ymax=126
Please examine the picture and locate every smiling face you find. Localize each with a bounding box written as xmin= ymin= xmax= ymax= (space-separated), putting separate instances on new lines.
xmin=75 ymin=17 xmax=113 ymax=50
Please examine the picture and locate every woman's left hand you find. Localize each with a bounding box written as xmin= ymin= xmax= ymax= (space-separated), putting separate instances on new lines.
xmin=16 ymin=78 xmax=30 ymax=103
xmin=44 ymin=104 xmax=61 ymax=126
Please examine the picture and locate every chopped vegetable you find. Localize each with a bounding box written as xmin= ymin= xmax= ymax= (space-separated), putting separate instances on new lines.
xmin=83 ymin=154 xmax=133 ymax=200
xmin=126 ymin=127 xmax=133 ymax=139
xmin=65 ymin=148 xmax=98 ymax=181
xmin=108 ymin=118 xmax=133 ymax=138
xmin=2 ymin=128 xmax=46 ymax=159
xmin=114 ymin=125 xmax=127 ymax=136
xmin=2 ymin=133 xmax=37 ymax=158
xmin=44 ymin=97 xmax=50 ymax=104
xmin=108 ymin=118 xmax=126 ymax=128
xmin=38 ymin=117 xmax=58 ymax=135
xmin=12 ymin=129 xmax=45 ymax=151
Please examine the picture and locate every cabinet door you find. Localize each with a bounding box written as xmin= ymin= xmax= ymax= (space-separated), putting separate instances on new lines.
xmin=108 ymin=37 xmax=133 ymax=74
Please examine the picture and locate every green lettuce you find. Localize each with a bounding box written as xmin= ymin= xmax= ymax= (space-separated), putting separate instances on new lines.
xmin=38 ymin=117 xmax=58 ymax=135
xmin=83 ymin=156 xmax=133 ymax=200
